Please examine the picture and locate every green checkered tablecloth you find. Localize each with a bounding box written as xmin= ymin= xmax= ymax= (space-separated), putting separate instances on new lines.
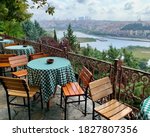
xmin=138 ymin=96 xmax=150 ymax=120
xmin=27 ymin=57 xmax=76 ymax=102
xmin=4 ymin=45 xmax=35 ymax=57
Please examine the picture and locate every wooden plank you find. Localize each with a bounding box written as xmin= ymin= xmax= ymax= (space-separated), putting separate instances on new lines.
xmin=4 ymin=43 xmax=19 ymax=47
xmin=103 ymin=104 xmax=127 ymax=118
xmin=74 ymin=82 xmax=84 ymax=95
xmin=8 ymin=90 xmax=36 ymax=97
xmin=62 ymin=85 xmax=71 ymax=96
xmin=0 ymin=54 xmax=16 ymax=63
xmin=0 ymin=63 xmax=10 ymax=68
xmin=9 ymin=55 xmax=28 ymax=68
xmin=98 ymin=101 xmax=122 ymax=114
xmin=66 ymin=83 xmax=78 ymax=96
xmin=89 ymin=77 xmax=110 ymax=89
xmin=95 ymin=99 xmax=117 ymax=111
xmin=90 ymin=82 xmax=112 ymax=95
xmin=12 ymin=69 xmax=27 ymax=77
xmin=91 ymin=88 xmax=113 ymax=101
xmin=109 ymin=107 xmax=132 ymax=120
xmin=79 ymin=66 xmax=93 ymax=87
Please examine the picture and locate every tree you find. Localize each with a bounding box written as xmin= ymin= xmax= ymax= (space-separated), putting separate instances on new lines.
xmin=53 ymin=29 xmax=58 ymax=42
xmin=31 ymin=0 xmax=55 ymax=15
xmin=106 ymin=45 xmax=120 ymax=62
xmin=122 ymin=48 xmax=138 ymax=68
xmin=0 ymin=0 xmax=55 ymax=22
xmin=22 ymin=20 xmax=45 ymax=40
xmin=64 ymin=24 xmax=80 ymax=53
xmin=0 ymin=0 xmax=32 ymax=22
xmin=2 ymin=20 xmax=25 ymax=38
xmin=34 ymin=20 xmax=46 ymax=38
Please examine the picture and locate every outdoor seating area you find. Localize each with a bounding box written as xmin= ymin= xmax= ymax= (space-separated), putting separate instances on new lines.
xmin=0 ymin=35 xmax=150 ymax=120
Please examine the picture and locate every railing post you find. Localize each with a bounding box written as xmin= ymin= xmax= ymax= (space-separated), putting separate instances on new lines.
xmin=63 ymin=47 xmax=68 ymax=59
xmin=113 ymin=59 xmax=123 ymax=100
xmin=113 ymin=59 xmax=118 ymax=99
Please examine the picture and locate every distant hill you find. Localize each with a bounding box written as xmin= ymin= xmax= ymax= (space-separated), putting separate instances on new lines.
xmin=121 ymin=23 xmax=150 ymax=30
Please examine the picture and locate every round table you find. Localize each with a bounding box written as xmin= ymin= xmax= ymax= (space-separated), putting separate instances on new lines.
xmin=0 ymin=39 xmax=14 ymax=53
xmin=27 ymin=57 xmax=76 ymax=102
xmin=138 ymin=96 xmax=150 ymax=120
xmin=4 ymin=45 xmax=35 ymax=57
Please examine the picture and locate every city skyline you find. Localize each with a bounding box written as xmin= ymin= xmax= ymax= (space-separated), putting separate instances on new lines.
xmin=28 ymin=0 xmax=150 ymax=21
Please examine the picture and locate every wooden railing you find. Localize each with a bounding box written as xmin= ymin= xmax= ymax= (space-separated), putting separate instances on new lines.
xmin=2 ymin=34 xmax=150 ymax=119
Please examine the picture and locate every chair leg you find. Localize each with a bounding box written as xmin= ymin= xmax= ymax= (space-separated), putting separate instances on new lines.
xmin=92 ymin=102 xmax=95 ymax=120
xmin=6 ymin=96 xmax=11 ymax=120
xmin=23 ymin=98 xmax=26 ymax=105
xmin=27 ymin=98 xmax=31 ymax=120
xmin=84 ymin=95 xmax=87 ymax=116
xmin=64 ymin=96 xmax=67 ymax=120
xmin=0 ymin=68 xmax=2 ymax=76
xmin=40 ymin=89 xmax=43 ymax=109
xmin=78 ymin=96 xmax=80 ymax=105
xmin=60 ymin=90 xmax=63 ymax=108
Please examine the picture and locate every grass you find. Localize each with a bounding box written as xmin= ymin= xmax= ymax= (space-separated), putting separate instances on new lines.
xmin=126 ymin=46 xmax=150 ymax=60
xmin=77 ymin=37 xmax=96 ymax=43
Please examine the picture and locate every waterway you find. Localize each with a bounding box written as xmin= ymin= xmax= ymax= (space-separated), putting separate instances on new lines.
xmin=57 ymin=31 xmax=150 ymax=51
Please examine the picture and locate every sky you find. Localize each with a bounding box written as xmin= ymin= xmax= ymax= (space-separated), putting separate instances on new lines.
xmin=28 ymin=0 xmax=150 ymax=21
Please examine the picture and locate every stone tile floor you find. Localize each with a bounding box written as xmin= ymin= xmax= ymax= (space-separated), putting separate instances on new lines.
xmin=0 ymin=84 xmax=94 ymax=120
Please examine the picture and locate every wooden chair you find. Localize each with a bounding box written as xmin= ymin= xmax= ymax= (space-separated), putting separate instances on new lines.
xmin=0 ymin=54 xmax=16 ymax=76
xmin=9 ymin=55 xmax=28 ymax=78
xmin=29 ymin=52 xmax=49 ymax=61
xmin=4 ymin=43 xmax=19 ymax=47
xmin=89 ymin=77 xmax=133 ymax=120
xmin=0 ymin=76 xmax=43 ymax=120
xmin=60 ymin=66 xmax=93 ymax=119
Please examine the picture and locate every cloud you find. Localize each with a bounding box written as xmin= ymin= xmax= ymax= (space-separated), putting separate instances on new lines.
xmin=124 ymin=2 xmax=133 ymax=10
xmin=28 ymin=0 xmax=150 ymax=21
xmin=77 ymin=0 xmax=86 ymax=3
xmin=142 ymin=6 xmax=150 ymax=15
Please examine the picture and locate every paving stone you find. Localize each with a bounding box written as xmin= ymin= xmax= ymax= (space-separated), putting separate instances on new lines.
xmin=0 ymin=84 xmax=99 ymax=120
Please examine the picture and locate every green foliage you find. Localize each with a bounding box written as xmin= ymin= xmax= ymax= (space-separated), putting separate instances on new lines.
xmin=80 ymin=44 xmax=139 ymax=69
xmin=0 ymin=20 xmax=24 ymax=38
xmin=81 ymin=44 xmax=102 ymax=59
xmin=121 ymin=48 xmax=138 ymax=68
xmin=22 ymin=20 xmax=46 ymax=40
xmin=0 ymin=0 xmax=32 ymax=22
xmin=0 ymin=0 xmax=55 ymax=22
xmin=106 ymin=45 xmax=120 ymax=62
xmin=64 ymin=24 xmax=80 ymax=53
xmin=53 ymin=29 xmax=58 ymax=42
xmin=31 ymin=0 xmax=55 ymax=15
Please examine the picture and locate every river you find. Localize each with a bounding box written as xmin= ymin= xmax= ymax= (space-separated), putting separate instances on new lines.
xmin=57 ymin=31 xmax=150 ymax=51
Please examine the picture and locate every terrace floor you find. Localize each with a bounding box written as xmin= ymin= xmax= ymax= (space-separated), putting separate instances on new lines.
xmin=0 ymin=84 xmax=95 ymax=120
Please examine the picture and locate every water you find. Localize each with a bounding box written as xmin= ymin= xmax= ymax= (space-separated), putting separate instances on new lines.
xmin=57 ymin=30 xmax=150 ymax=51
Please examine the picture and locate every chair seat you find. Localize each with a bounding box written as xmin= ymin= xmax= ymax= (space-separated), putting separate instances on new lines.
xmin=0 ymin=63 xmax=10 ymax=68
xmin=62 ymin=82 xmax=84 ymax=97
xmin=12 ymin=69 xmax=27 ymax=77
xmin=94 ymin=99 xmax=132 ymax=120
xmin=8 ymin=86 xmax=39 ymax=98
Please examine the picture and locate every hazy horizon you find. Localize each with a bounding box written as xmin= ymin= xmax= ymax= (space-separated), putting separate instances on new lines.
xmin=28 ymin=0 xmax=150 ymax=21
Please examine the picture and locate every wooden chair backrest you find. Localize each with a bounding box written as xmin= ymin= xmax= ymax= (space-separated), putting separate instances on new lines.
xmin=29 ymin=52 xmax=49 ymax=60
xmin=4 ymin=43 xmax=19 ymax=47
xmin=79 ymin=66 xmax=93 ymax=89
xmin=9 ymin=55 xmax=28 ymax=68
xmin=89 ymin=77 xmax=113 ymax=102
xmin=0 ymin=76 xmax=29 ymax=92
xmin=0 ymin=54 xmax=16 ymax=63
